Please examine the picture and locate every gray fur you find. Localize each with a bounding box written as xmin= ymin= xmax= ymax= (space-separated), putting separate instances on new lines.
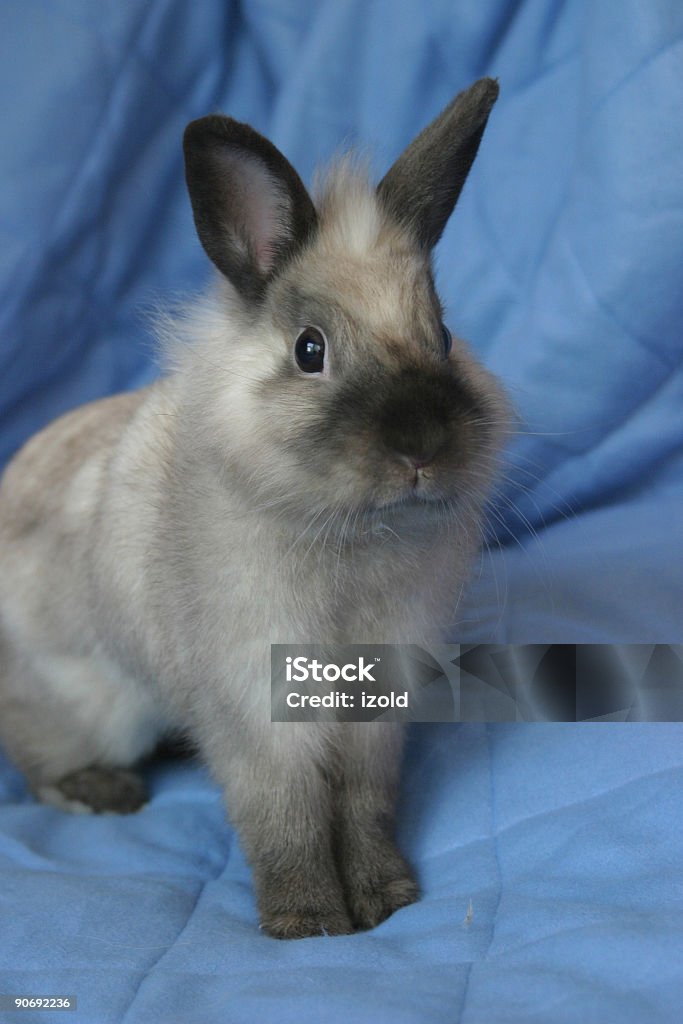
xmin=0 ymin=80 xmax=505 ymax=938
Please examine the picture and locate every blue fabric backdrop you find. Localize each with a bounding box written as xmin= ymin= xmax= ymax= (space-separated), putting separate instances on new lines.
xmin=1 ymin=2 xmax=682 ymax=1021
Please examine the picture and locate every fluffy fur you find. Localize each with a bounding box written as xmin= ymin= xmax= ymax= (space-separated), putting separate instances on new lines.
xmin=0 ymin=78 xmax=506 ymax=938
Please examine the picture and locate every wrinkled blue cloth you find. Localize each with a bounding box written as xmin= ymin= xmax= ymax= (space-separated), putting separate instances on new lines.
xmin=0 ymin=2 xmax=682 ymax=1021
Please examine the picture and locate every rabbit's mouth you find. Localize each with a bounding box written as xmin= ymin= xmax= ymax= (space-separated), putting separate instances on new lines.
xmin=375 ymin=473 xmax=445 ymax=512
xmin=392 ymin=452 xmax=452 ymax=503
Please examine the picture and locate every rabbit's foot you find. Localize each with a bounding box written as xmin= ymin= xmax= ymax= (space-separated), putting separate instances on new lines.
xmin=340 ymin=841 xmax=419 ymax=930
xmin=261 ymin=904 xmax=354 ymax=940
xmin=38 ymin=766 xmax=147 ymax=814
xmin=257 ymin=867 xmax=354 ymax=939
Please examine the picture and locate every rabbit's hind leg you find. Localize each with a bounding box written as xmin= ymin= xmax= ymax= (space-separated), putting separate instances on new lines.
xmin=0 ymin=646 xmax=165 ymax=814
xmin=38 ymin=766 xmax=148 ymax=814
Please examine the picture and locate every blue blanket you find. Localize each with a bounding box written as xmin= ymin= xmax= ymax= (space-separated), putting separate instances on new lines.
xmin=1 ymin=2 xmax=682 ymax=1020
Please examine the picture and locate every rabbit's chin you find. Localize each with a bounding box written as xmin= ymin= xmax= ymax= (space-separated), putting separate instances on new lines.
xmin=368 ymin=471 xmax=465 ymax=513
xmin=370 ymin=493 xmax=458 ymax=525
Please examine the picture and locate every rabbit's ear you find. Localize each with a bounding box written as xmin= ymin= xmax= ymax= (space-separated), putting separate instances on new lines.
xmin=183 ymin=116 xmax=318 ymax=303
xmin=377 ymin=78 xmax=498 ymax=250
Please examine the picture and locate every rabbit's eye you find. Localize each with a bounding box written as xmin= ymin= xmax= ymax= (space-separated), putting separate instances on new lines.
xmin=295 ymin=327 xmax=326 ymax=373
xmin=441 ymin=323 xmax=452 ymax=358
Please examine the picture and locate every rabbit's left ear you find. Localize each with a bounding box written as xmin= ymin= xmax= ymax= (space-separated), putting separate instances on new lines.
xmin=183 ymin=116 xmax=318 ymax=304
xmin=377 ymin=78 xmax=499 ymax=250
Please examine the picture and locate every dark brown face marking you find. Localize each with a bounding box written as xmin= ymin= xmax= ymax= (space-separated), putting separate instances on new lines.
xmin=277 ymin=347 xmax=492 ymax=500
xmin=374 ymin=364 xmax=480 ymax=464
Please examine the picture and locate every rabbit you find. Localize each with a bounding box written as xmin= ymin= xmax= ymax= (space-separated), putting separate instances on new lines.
xmin=0 ymin=77 xmax=508 ymax=938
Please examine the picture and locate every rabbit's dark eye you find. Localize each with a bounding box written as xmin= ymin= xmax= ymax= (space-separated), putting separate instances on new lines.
xmin=441 ymin=323 xmax=452 ymax=358
xmin=295 ymin=327 xmax=326 ymax=373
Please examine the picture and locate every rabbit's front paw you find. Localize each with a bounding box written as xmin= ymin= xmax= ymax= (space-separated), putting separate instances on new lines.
xmin=261 ymin=905 xmax=354 ymax=940
xmin=257 ymin=866 xmax=354 ymax=939
xmin=341 ymin=842 xmax=419 ymax=930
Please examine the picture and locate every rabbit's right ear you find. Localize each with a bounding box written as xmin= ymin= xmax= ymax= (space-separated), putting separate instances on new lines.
xmin=377 ymin=78 xmax=499 ymax=250
xmin=183 ymin=116 xmax=318 ymax=304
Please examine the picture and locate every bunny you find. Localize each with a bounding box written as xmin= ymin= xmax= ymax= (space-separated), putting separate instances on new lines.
xmin=0 ymin=78 xmax=507 ymax=938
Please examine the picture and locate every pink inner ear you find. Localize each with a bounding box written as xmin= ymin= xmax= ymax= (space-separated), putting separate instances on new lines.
xmin=218 ymin=148 xmax=291 ymax=276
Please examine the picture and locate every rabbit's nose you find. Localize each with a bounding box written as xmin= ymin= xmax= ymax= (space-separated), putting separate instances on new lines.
xmin=394 ymin=445 xmax=441 ymax=470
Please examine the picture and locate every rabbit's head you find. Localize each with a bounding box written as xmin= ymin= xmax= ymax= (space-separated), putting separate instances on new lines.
xmin=180 ymin=79 xmax=507 ymax=528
